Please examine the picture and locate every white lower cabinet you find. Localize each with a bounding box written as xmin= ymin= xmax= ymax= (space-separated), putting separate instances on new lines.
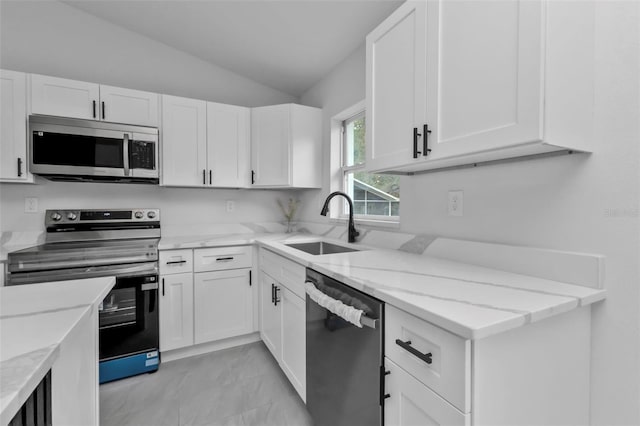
xmin=194 ymin=268 xmax=253 ymax=344
xmin=280 ymin=286 xmax=306 ymax=401
xmin=159 ymin=246 xmax=255 ymax=355
xmin=385 ymin=358 xmax=469 ymax=426
xmin=159 ymin=272 xmax=194 ymax=352
xmin=259 ymin=248 xmax=306 ymax=401
xmin=385 ymin=304 xmax=592 ymax=425
xmin=260 ymin=271 xmax=282 ymax=360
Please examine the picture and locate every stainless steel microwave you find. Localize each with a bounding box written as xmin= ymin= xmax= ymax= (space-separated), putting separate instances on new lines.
xmin=29 ymin=115 xmax=159 ymax=184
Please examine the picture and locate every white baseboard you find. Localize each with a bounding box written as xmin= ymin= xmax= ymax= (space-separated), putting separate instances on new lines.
xmin=160 ymin=332 xmax=262 ymax=363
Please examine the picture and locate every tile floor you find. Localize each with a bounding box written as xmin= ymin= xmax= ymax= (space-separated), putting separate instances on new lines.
xmin=100 ymin=342 xmax=313 ymax=426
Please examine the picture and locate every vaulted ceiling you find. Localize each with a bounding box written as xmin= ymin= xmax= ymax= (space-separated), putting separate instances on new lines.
xmin=63 ymin=0 xmax=403 ymax=97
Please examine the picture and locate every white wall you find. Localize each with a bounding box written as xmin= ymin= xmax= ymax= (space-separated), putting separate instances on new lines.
xmin=0 ymin=180 xmax=293 ymax=234
xmin=0 ymin=0 xmax=296 ymax=107
xmin=300 ymin=2 xmax=640 ymax=425
xmin=0 ymin=0 xmax=298 ymax=237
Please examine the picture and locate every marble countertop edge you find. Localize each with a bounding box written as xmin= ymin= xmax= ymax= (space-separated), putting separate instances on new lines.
xmin=0 ymin=278 xmax=115 ymax=423
xmin=0 ymin=345 xmax=60 ymax=426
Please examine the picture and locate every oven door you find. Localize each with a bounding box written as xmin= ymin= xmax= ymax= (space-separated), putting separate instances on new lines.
xmin=99 ymin=273 xmax=159 ymax=362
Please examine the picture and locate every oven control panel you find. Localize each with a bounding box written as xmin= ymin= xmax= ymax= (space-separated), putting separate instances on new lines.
xmin=45 ymin=209 xmax=161 ymax=225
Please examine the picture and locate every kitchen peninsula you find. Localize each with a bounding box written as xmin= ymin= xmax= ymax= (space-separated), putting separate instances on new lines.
xmin=0 ymin=277 xmax=115 ymax=425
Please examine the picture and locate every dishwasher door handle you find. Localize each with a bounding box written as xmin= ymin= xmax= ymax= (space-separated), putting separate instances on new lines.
xmin=306 ymin=281 xmax=378 ymax=329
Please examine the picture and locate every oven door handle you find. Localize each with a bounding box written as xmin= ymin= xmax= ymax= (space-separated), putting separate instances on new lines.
xmin=8 ymin=262 xmax=159 ymax=285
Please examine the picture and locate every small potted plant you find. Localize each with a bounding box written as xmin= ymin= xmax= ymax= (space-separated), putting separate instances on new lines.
xmin=277 ymin=198 xmax=300 ymax=233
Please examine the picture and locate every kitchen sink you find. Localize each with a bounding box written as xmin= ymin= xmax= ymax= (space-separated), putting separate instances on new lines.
xmin=285 ymin=241 xmax=361 ymax=256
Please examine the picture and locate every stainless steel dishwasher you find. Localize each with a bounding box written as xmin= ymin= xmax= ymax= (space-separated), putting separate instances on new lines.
xmin=305 ymin=268 xmax=384 ymax=426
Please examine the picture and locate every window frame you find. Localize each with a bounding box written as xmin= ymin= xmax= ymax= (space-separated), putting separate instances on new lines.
xmin=338 ymin=109 xmax=400 ymax=224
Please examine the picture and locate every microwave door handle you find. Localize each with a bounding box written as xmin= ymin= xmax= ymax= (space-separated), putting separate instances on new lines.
xmin=123 ymin=134 xmax=130 ymax=176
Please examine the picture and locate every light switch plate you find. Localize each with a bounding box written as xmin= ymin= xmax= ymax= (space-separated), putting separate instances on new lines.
xmin=448 ymin=191 xmax=463 ymax=217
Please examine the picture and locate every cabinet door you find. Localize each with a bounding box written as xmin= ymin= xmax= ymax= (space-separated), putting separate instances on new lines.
xmin=30 ymin=74 xmax=99 ymax=120
xmin=159 ymin=273 xmax=194 ymax=351
xmin=426 ymin=0 xmax=543 ymax=159
xmin=260 ymin=271 xmax=282 ymax=360
xmin=251 ymin=105 xmax=290 ymax=187
xmin=99 ymin=85 xmax=159 ymax=126
xmin=0 ymin=70 xmax=31 ymax=182
xmin=194 ymin=269 xmax=253 ymax=344
xmin=385 ymin=358 xmax=469 ymax=426
xmin=280 ymin=287 xmax=306 ymax=402
xmin=161 ymin=95 xmax=207 ymax=187
xmin=366 ymin=1 xmax=428 ymax=171
xmin=207 ymin=102 xmax=250 ymax=187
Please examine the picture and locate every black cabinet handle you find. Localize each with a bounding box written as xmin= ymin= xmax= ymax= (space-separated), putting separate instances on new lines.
xmin=379 ymin=366 xmax=391 ymax=406
xmin=423 ymin=124 xmax=432 ymax=157
xmin=101 ymin=101 xmax=106 ymax=119
xmin=271 ymin=283 xmax=275 ymax=303
xmin=202 ymin=169 xmax=206 ymax=185
xmin=216 ymin=257 xmax=234 ymax=262
xmin=92 ymin=100 xmax=97 ymax=118
xmin=162 ymin=278 xmax=165 ymax=296
xmin=165 ymin=260 xmax=186 ymax=265
xmin=17 ymin=157 xmax=22 ymax=177
xmin=395 ymin=339 xmax=432 ymax=364
xmin=249 ymin=270 xmax=252 ymax=287
xmin=413 ymin=127 xmax=422 ymax=158
xmin=251 ymin=170 xmax=256 ymax=184
xmin=209 ymin=170 xmax=212 ymax=185
xmin=274 ymin=285 xmax=281 ymax=306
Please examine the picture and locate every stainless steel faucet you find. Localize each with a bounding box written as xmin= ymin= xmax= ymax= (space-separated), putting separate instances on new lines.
xmin=320 ymin=191 xmax=359 ymax=243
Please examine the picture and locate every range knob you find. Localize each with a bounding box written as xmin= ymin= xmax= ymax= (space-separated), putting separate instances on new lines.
xmin=66 ymin=212 xmax=77 ymax=221
xmin=50 ymin=212 xmax=62 ymax=221
xmin=134 ymin=211 xmax=144 ymax=219
xmin=147 ymin=211 xmax=156 ymax=219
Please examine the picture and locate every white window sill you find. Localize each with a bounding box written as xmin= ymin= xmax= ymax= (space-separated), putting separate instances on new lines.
xmin=330 ymin=216 xmax=400 ymax=230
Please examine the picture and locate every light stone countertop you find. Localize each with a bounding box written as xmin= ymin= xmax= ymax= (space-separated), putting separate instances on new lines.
xmin=258 ymin=235 xmax=606 ymax=339
xmin=159 ymin=232 xmax=606 ymax=340
xmin=0 ymin=277 xmax=115 ymax=425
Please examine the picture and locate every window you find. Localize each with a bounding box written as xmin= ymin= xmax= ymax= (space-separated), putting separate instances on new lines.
xmin=341 ymin=112 xmax=400 ymax=220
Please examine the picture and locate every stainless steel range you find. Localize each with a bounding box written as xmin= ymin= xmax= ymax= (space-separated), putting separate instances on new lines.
xmin=7 ymin=208 xmax=161 ymax=383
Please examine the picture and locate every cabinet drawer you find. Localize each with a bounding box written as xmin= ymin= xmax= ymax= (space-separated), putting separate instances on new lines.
xmin=386 ymin=305 xmax=470 ymax=413
xmin=259 ymin=249 xmax=306 ymax=298
xmin=159 ymin=249 xmax=193 ymax=275
xmin=385 ymin=358 xmax=469 ymax=426
xmin=194 ymin=246 xmax=252 ymax=272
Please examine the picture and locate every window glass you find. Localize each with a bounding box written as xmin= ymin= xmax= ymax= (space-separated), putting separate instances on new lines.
xmin=341 ymin=112 xmax=399 ymax=220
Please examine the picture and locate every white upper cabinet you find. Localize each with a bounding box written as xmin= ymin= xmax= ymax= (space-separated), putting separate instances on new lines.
xmin=30 ymin=74 xmax=159 ymax=126
xmin=366 ymin=1 xmax=427 ymax=171
xmin=0 ymin=70 xmax=32 ymax=183
xmin=251 ymin=104 xmax=322 ymax=188
xmin=161 ymin=96 xmax=250 ymax=188
xmin=98 ymin=85 xmax=159 ymax=127
xmin=31 ymin=74 xmax=99 ymax=120
xmin=161 ymin=95 xmax=208 ymax=187
xmin=206 ymin=101 xmax=250 ymax=188
xmin=366 ymin=0 xmax=595 ymax=174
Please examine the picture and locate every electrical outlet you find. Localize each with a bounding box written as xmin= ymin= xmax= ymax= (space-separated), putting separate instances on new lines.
xmin=448 ymin=191 xmax=463 ymax=217
xmin=226 ymin=200 xmax=235 ymax=213
xmin=24 ymin=197 xmax=38 ymax=213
